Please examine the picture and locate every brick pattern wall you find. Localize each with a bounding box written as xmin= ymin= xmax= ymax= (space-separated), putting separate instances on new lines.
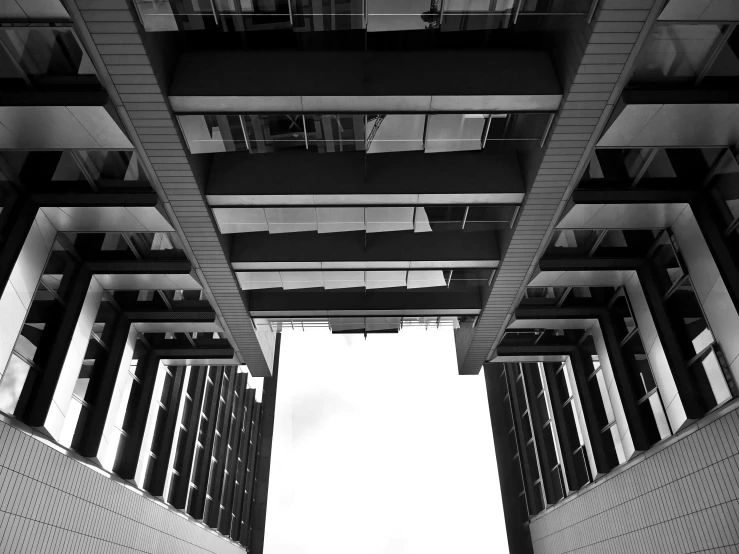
xmin=0 ymin=418 xmax=244 ymax=554
xmin=66 ymin=0 xmax=273 ymax=377
xmin=460 ymin=0 xmax=663 ymax=374
xmin=530 ymin=400 xmax=739 ymax=554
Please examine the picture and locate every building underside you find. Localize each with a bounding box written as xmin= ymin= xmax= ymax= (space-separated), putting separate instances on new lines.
xmin=0 ymin=0 xmax=739 ymax=552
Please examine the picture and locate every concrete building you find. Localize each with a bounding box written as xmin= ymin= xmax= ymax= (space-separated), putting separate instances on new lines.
xmin=1 ymin=0 xmax=738 ymax=553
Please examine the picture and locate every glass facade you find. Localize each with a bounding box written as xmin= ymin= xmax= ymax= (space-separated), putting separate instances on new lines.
xmin=0 ymin=26 xmax=97 ymax=87
xmin=631 ymin=23 xmax=739 ymax=83
xmin=178 ymin=112 xmax=553 ymax=154
xmin=213 ymin=205 xmax=518 ymax=234
xmin=237 ymin=267 xmax=493 ymax=290
xmin=135 ymin=0 xmax=593 ymax=34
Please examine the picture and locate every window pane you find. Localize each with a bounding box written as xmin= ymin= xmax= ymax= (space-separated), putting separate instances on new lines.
xmin=367 ymin=0 xmax=433 ymax=33
xmin=179 ymin=114 xmax=247 ymax=154
xmin=0 ymin=28 xmax=95 ymax=80
xmin=306 ymin=115 xmax=365 ymax=153
xmin=292 ymin=0 xmax=365 ymax=32
xmin=425 ymin=114 xmax=486 ymax=153
xmin=366 ymin=114 xmax=425 ymax=154
xmin=632 ymin=24 xmax=724 ymax=82
xmin=244 ymin=114 xmax=306 ymax=153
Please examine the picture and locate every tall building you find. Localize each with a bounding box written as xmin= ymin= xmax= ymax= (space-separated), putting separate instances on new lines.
xmin=477 ymin=1 xmax=739 ymax=553
xmin=1 ymin=0 xmax=738 ymax=553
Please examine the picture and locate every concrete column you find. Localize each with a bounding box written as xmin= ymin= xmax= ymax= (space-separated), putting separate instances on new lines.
xmin=44 ymin=277 xmax=104 ymax=442
xmin=563 ymin=357 xmax=599 ymax=480
xmin=590 ymin=323 xmax=632 ymax=462
xmin=0 ymin=210 xmax=56 ymax=381
xmin=624 ymin=273 xmax=689 ymax=431
xmin=133 ymin=360 xmax=168 ymax=488
xmin=95 ymin=325 xmax=139 ymax=470
xmin=672 ymin=206 xmax=739 ymax=386
xmin=163 ymin=365 xmax=192 ymax=501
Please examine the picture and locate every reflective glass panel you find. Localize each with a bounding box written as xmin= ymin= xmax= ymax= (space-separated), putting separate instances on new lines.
xmin=179 ymin=114 xmax=247 ymax=154
xmin=306 ymin=115 xmax=365 ymax=153
xmin=366 ymin=114 xmax=425 ymax=154
xmin=0 ymin=27 xmax=96 ymax=84
xmin=425 ymin=114 xmax=487 ymax=153
xmin=632 ymin=24 xmax=725 ymax=82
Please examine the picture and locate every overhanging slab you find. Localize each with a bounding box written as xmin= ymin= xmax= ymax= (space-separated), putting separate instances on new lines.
xmin=170 ymin=51 xmax=562 ymax=113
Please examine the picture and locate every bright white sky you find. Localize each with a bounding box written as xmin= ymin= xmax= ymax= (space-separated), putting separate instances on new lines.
xmin=263 ymin=327 xmax=510 ymax=554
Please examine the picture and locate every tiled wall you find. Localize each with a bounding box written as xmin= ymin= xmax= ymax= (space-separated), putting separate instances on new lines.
xmin=529 ymin=399 xmax=739 ymax=554
xmin=0 ymin=418 xmax=244 ymax=554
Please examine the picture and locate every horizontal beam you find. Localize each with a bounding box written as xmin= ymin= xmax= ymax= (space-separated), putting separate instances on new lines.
xmin=150 ymin=333 xmax=232 ymax=357
xmin=514 ymin=306 xmax=606 ymax=320
xmin=170 ymin=51 xmax=561 ymax=113
xmin=122 ymin=309 xmax=217 ymax=323
xmin=248 ymin=289 xmax=481 ymax=317
xmin=572 ymin=188 xmax=698 ymax=205
xmin=55 ymin=257 xmax=192 ymax=275
xmin=207 ymin=151 xmax=524 ymax=201
xmin=494 ymin=344 xmax=577 ymax=357
xmin=538 ymin=257 xmax=646 ymax=271
xmin=621 ymin=86 xmax=739 ymax=106
xmin=31 ymin=191 xmax=159 ymax=208
xmin=230 ymin=230 xmax=498 ymax=264
xmin=152 ymin=347 xmax=235 ymax=359
xmin=0 ymin=87 xmax=108 ymax=107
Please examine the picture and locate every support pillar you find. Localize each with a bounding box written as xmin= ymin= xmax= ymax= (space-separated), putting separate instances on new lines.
xmin=0 ymin=210 xmax=56 ymax=384
xmin=565 ymin=349 xmax=612 ymax=476
xmin=115 ymin=351 xmax=161 ymax=480
xmin=684 ymin=200 xmax=739 ymax=386
xmin=133 ymin=359 xmax=169 ymax=488
xmin=632 ymin=267 xmax=703 ymax=426
xmin=170 ymin=367 xmax=207 ymax=510
xmin=89 ymin=325 xmax=139 ymax=469
xmin=191 ymin=366 xmax=225 ymax=520
xmin=542 ymin=362 xmax=580 ymax=491
xmin=147 ymin=365 xmax=186 ymax=496
xmin=590 ymin=319 xmax=643 ymax=459
xmin=19 ymin=261 xmax=94 ymax=435
xmin=77 ymin=314 xmax=135 ymax=459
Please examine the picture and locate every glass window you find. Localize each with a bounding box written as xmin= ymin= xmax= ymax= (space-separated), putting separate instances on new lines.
xmin=705 ymin=29 xmax=739 ymax=78
xmin=292 ymin=0 xmax=365 ymax=32
xmin=317 ymin=207 xmax=365 ymax=234
xmin=365 ymin=270 xmax=406 ymax=289
xmin=367 ymin=0 xmax=433 ymax=33
xmin=280 ymin=271 xmax=325 ymax=290
xmin=0 ymin=27 xmax=96 ymax=84
xmin=632 ymin=24 xmax=725 ymax=82
xmin=244 ymin=114 xmax=306 ymax=153
xmin=365 ymin=207 xmax=414 ymax=233
xmin=406 ymin=270 xmax=446 ymax=289
xmin=76 ymin=151 xmax=147 ymax=184
xmin=425 ymin=114 xmax=488 ymax=153
xmin=366 ymin=114 xmax=425 ymax=154
xmin=265 ymin=208 xmax=318 ymax=234
xmin=323 ymin=271 xmax=365 ymax=289
xmin=306 ymin=115 xmax=365 ymax=153
xmin=179 ymin=115 xmax=247 ymax=154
